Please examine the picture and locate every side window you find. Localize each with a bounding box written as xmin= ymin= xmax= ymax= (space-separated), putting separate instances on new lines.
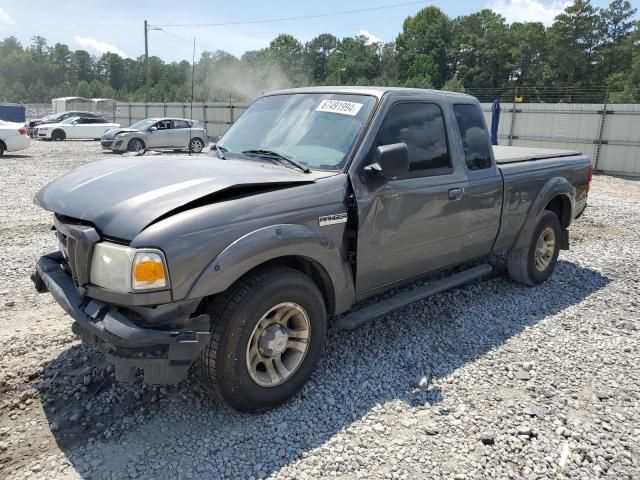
xmin=155 ymin=120 xmax=171 ymax=130
xmin=375 ymin=102 xmax=450 ymax=174
xmin=173 ymin=120 xmax=190 ymax=129
xmin=75 ymin=118 xmax=88 ymax=124
xmin=453 ymin=104 xmax=493 ymax=171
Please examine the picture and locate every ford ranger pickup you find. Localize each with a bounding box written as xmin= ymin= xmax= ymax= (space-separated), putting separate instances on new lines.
xmin=32 ymin=87 xmax=593 ymax=412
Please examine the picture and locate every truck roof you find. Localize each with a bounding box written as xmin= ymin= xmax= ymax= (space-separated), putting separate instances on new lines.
xmin=265 ymin=86 xmax=476 ymax=102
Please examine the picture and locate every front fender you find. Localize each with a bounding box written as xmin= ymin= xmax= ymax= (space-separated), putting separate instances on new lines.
xmin=513 ymin=176 xmax=575 ymax=250
xmin=185 ymin=224 xmax=355 ymax=315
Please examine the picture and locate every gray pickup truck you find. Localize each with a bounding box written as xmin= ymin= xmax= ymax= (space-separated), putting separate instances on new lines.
xmin=32 ymin=87 xmax=592 ymax=412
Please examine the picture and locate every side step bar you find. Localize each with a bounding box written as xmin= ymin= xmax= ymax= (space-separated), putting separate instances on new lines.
xmin=335 ymin=264 xmax=493 ymax=330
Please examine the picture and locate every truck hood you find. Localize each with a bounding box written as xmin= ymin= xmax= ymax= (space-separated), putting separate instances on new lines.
xmin=102 ymin=128 xmax=139 ymax=139
xmin=35 ymin=156 xmax=323 ymax=240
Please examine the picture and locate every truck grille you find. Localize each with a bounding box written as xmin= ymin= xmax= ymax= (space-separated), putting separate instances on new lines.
xmin=54 ymin=216 xmax=101 ymax=288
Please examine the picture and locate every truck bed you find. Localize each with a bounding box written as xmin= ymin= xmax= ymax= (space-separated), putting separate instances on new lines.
xmin=493 ymin=146 xmax=581 ymax=164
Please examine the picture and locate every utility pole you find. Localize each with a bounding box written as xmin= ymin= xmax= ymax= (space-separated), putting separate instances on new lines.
xmin=144 ymin=20 xmax=149 ymax=102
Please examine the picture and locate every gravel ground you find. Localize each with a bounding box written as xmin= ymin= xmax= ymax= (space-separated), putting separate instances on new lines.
xmin=0 ymin=140 xmax=638 ymax=480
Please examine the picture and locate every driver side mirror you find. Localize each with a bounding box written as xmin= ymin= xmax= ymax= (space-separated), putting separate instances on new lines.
xmin=364 ymin=143 xmax=409 ymax=178
xmin=149 ymin=126 xmax=157 ymax=132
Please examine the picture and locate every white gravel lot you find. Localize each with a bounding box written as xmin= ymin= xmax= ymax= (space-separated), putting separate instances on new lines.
xmin=0 ymin=140 xmax=638 ymax=480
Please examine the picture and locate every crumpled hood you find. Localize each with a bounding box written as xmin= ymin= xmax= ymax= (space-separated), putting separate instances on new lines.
xmin=102 ymin=128 xmax=138 ymax=139
xmin=35 ymin=156 xmax=320 ymax=240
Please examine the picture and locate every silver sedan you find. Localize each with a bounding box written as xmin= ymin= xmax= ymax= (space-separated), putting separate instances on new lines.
xmin=101 ymin=118 xmax=209 ymax=153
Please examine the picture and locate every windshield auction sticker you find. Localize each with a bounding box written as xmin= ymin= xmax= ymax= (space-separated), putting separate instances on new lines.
xmin=316 ymin=100 xmax=363 ymax=116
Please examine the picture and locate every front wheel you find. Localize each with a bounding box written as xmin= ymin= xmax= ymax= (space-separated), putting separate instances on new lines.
xmin=127 ymin=138 xmax=145 ymax=153
xmin=51 ymin=129 xmax=66 ymax=141
xmin=197 ymin=266 xmax=327 ymax=413
xmin=508 ymin=210 xmax=561 ymax=286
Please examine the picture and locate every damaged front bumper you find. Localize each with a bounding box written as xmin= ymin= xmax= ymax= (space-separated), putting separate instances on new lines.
xmin=33 ymin=252 xmax=210 ymax=385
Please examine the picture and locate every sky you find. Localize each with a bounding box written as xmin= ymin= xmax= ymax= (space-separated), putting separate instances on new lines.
xmin=0 ymin=0 xmax=619 ymax=62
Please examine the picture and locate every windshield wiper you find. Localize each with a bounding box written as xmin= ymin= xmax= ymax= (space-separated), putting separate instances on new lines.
xmin=242 ymin=149 xmax=311 ymax=173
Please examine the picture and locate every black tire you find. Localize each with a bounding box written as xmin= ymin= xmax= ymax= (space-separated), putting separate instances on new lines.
xmin=127 ymin=138 xmax=145 ymax=153
xmin=51 ymin=129 xmax=66 ymax=141
xmin=0 ymin=141 xmax=5 ymax=156
xmin=197 ymin=266 xmax=327 ymax=413
xmin=189 ymin=137 xmax=205 ymax=153
xmin=508 ymin=210 xmax=561 ymax=286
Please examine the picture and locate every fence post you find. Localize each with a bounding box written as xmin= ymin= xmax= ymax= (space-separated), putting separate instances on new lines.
xmin=182 ymin=104 xmax=186 ymax=118
xmin=594 ymin=89 xmax=609 ymax=171
xmin=202 ymin=102 xmax=208 ymax=138
xmin=163 ymin=103 xmax=167 ymax=117
xmin=508 ymin=87 xmax=518 ymax=146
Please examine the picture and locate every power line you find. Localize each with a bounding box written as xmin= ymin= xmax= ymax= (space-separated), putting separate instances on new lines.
xmin=153 ymin=1 xmax=430 ymax=28
xmin=154 ymin=27 xmax=212 ymax=52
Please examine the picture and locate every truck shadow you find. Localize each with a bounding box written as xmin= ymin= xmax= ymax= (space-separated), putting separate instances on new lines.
xmin=36 ymin=259 xmax=609 ymax=479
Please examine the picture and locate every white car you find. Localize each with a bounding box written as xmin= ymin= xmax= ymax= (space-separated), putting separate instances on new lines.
xmin=0 ymin=120 xmax=31 ymax=155
xmin=34 ymin=116 xmax=120 ymax=141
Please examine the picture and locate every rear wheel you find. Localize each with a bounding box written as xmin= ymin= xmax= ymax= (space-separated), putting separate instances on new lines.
xmin=189 ymin=137 xmax=205 ymax=153
xmin=127 ymin=138 xmax=145 ymax=153
xmin=0 ymin=141 xmax=5 ymax=156
xmin=197 ymin=266 xmax=327 ymax=413
xmin=508 ymin=210 xmax=561 ymax=286
xmin=51 ymin=129 xmax=66 ymax=141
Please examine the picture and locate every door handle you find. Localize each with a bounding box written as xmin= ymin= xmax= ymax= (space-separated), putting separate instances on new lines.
xmin=448 ymin=188 xmax=463 ymax=201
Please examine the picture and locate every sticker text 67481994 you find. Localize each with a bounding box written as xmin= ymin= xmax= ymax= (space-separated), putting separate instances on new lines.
xmin=316 ymin=100 xmax=363 ymax=117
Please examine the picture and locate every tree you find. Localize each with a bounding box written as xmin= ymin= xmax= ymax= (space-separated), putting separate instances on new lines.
xmin=327 ymin=35 xmax=381 ymax=85
xmin=396 ymin=6 xmax=452 ymax=88
xmin=452 ymin=9 xmax=514 ymax=89
xmin=510 ymin=22 xmax=547 ymax=86
xmin=268 ymin=34 xmax=306 ymax=82
xmin=71 ymin=50 xmax=94 ymax=83
xmin=598 ymin=0 xmax=638 ymax=78
xmin=602 ymin=0 xmax=637 ymax=42
xmin=546 ymin=0 xmax=604 ymax=89
xmin=442 ymin=76 xmax=465 ymax=92
xmin=304 ymin=34 xmax=338 ymax=83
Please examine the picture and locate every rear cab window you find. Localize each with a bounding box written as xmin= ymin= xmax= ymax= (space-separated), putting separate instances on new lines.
xmin=453 ymin=104 xmax=493 ymax=171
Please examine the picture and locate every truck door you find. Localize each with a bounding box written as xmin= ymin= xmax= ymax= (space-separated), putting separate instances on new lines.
xmin=354 ymin=101 xmax=499 ymax=296
xmin=451 ymin=103 xmax=503 ymax=261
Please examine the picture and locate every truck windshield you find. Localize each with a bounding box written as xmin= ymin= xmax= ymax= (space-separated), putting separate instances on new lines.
xmin=217 ymin=93 xmax=376 ymax=171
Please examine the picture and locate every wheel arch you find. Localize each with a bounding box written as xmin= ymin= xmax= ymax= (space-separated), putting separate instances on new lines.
xmin=185 ymin=224 xmax=355 ymax=316
xmin=52 ymin=128 xmax=66 ymax=140
xmin=128 ymin=136 xmax=146 ymax=149
xmin=512 ymin=176 xmax=575 ymax=251
xmin=545 ymin=193 xmax=572 ymax=228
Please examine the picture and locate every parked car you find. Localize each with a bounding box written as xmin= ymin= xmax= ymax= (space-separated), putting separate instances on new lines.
xmin=27 ymin=111 xmax=106 ymax=137
xmin=0 ymin=119 xmax=30 ymax=155
xmin=32 ymin=87 xmax=592 ymax=412
xmin=34 ymin=116 xmax=120 ymax=141
xmin=101 ymin=117 xmax=208 ymax=153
